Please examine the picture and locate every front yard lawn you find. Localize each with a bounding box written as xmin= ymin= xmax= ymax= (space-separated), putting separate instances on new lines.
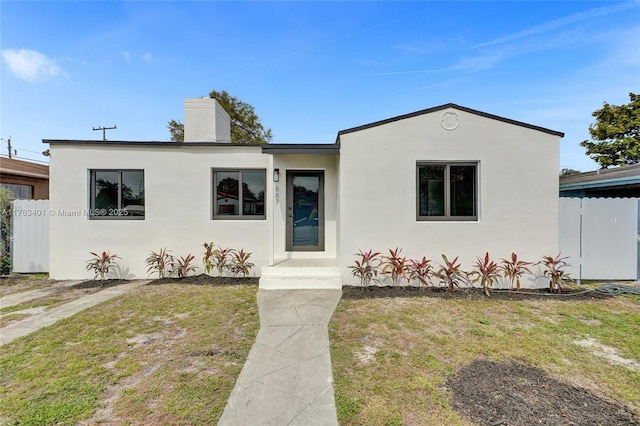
xmin=329 ymin=288 xmax=640 ymax=426
xmin=0 ymin=282 xmax=259 ymax=425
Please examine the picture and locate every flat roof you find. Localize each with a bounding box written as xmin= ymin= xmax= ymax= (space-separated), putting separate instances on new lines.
xmin=44 ymin=140 xmax=340 ymax=155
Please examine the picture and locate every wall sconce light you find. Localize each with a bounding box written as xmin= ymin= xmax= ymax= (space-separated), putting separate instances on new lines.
xmin=273 ymin=168 xmax=280 ymax=182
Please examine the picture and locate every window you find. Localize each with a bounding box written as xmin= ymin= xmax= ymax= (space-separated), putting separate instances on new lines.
xmin=417 ymin=162 xmax=477 ymax=221
xmin=1 ymin=183 xmax=32 ymax=199
xmin=213 ymin=169 xmax=266 ymax=219
xmin=90 ymin=170 xmax=145 ymax=219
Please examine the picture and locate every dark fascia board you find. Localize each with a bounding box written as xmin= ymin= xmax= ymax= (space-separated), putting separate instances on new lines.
xmin=335 ymin=103 xmax=565 ymax=142
xmin=42 ymin=140 xmax=340 ymax=154
xmin=261 ymin=143 xmax=340 ymax=155
xmin=43 ymin=139 xmax=262 ymax=147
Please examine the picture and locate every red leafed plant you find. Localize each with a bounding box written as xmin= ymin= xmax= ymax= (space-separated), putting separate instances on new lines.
xmin=86 ymin=251 xmax=120 ymax=280
xmin=470 ymin=252 xmax=500 ymax=296
xmin=500 ymin=252 xmax=532 ymax=291
xmin=349 ymin=249 xmax=381 ymax=288
xmin=213 ymin=246 xmax=235 ymax=277
xmin=435 ymin=254 xmax=467 ymax=290
xmin=538 ymin=253 xmax=570 ymax=293
xmin=408 ymin=256 xmax=434 ymax=289
xmin=176 ymin=253 xmax=197 ymax=278
xmin=230 ymin=249 xmax=255 ymax=278
xmin=380 ymin=247 xmax=409 ymax=287
xmin=145 ymin=248 xmax=176 ymax=278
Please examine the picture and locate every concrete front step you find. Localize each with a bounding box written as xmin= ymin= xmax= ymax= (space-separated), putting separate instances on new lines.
xmin=259 ymin=259 xmax=342 ymax=289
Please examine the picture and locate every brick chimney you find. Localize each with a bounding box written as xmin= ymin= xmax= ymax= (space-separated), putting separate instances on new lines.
xmin=183 ymin=98 xmax=231 ymax=143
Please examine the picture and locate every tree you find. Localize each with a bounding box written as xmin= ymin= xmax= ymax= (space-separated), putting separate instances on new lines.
xmin=168 ymin=90 xmax=273 ymax=144
xmin=580 ymin=93 xmax=640 ymax=168
xmin=560 ymin=168 xmax=581 ymax=176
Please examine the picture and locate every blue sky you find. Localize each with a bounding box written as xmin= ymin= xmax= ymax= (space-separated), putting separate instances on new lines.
xmin=1 ymin=1 xmax=639 ymax=171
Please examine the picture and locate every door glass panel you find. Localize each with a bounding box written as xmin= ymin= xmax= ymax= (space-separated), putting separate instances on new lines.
xmin=292 ymin=175 xmax=319 ymax=247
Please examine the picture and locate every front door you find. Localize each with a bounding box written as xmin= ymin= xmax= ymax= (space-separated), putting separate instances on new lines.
xmin=286 ymin=171 xmax=324 ymax=251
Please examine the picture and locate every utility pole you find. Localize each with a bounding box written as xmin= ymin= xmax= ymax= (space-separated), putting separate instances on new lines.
xmin=1 ymin=136 xmax=13 ymax=158
xmin=93 ymin=125 xmax=117 ymax=141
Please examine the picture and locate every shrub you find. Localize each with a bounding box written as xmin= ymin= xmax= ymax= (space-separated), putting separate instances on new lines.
xmin=85 ymin=251 xmax=120 ymax=280
xmin=212 ymin=245 xmax=234 ymax=277
xmin=408 ymin=256 xmax=434 ymax=289
xmin=435 ymin=254 xmax=468 ymax=290
xmin=470 ymin=252 xmax=500 ymax=296
xmin=202 ymin=241 xmax=215 ymax=274
xmin=230 ymin=249 xmax=254 ymax=278
xmin=145 ymin=248 xmax=176 ymax=278
xmin=537 ymin=253 xmax=570 ymax=293
xmin=380 ymin=247 xmax=409 ymax=287
xmin=176 ymin=254 xmax=197 ymax=278
xmin=349 ymin=249 xmax=381 ymax=288
xmin=500 ymin=252 xmax=532 ymax=291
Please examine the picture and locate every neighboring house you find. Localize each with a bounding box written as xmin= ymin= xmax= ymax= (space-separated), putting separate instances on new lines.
xmin=0 ymin=157 xmax=49 ymax=199
xmin=45 ymin=99 xmax=563 ymax=288
xmin=559 ymin=163 xmax=640 ymax=198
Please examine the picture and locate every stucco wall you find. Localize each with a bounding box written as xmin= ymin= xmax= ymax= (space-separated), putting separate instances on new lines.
xmin=48 ymin=144 xmax=269 ymax=279
xmin=338 ymin=107 xmax=561 ymax=287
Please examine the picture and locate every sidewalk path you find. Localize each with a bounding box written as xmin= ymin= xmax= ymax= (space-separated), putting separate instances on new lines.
xmin=219 ymin=289 xmax=342 ymax=426
xmin=0 ymin=280 xmax=149 ymax=346
xmin=0 ymin=280 xmax=83 ymax=308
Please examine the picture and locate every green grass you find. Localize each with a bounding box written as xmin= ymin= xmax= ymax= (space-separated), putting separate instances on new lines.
xmin=0 ymin=297 xmax=64 ymax=314
xmin=329 ymin=294 xmax=640 ymax=425
xmin=0 ymin=283 xmax=259 ymax=425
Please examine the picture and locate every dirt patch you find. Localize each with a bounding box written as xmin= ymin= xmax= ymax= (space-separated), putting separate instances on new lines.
xmin=71 ymin=279 xmax=132 ymax=289
xmin=147 ymin=274 xmax=259 ymax=286
xmin=447 ymin=359 xmax=639 ymax=426
xmin=574 ymin=337 xmax=640 ymax=372
xmin=341 ymin=285 xmax=612 ymax=301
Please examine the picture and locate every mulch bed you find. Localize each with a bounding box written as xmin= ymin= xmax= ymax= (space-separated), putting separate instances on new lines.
xmin=71 ymin=279 xmax=131 ymax=289
xmin=446 ymin=359 xmax=640 ymax=426
xmin=341 ymin=285 xmax=612 ymax=301
xmin=146 ymin=274 xmax=259 ymax=286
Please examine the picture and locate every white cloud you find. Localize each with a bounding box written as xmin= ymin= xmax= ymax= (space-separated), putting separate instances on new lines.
xmin=120 ymin=51 xmax=131 ymax=62
xmin=1 ymin=48 xmax=66 ymax=81
xmin=141 ymin=52 xmax=152 ymax=63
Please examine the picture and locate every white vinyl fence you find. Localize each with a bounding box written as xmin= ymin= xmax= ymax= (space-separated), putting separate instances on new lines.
xmin=560 ymin=197 xmax=639 ymax=281
xmin=11 ymin=199 xmax=49 ymax=273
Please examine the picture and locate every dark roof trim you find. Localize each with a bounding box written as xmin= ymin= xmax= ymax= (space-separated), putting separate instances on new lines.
xmin=43 ymin=139 xmax=264 ymax=147
xmin=335 ymin=103 xmax=565 ymax=141
xmin=261 ymin=143 xmax=339 ymax=155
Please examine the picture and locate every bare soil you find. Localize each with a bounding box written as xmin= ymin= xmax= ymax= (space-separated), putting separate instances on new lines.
xmin=447 ymin=359 xmax=639 ymax=426
xmin=146 ymin=274 xmax=259 ymax=286
xmin=343 ymin=285 xmax=638 ymax=425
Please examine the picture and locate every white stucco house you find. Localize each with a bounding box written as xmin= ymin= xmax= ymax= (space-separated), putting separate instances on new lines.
xmin=45 ymin=98 xmax=563 ymax=288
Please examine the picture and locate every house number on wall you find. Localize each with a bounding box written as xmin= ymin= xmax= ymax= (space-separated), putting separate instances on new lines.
xmin=275 ymin=185 xmax=279 ymax=204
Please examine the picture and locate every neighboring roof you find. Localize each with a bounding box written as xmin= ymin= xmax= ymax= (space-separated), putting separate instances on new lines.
xmin=559 ymin=163 xmax=640 ymax=191
xmin=336 ymin=103 xmax=565 ymax=141
xmin=0 ymin=156 xmax=49 ymax=179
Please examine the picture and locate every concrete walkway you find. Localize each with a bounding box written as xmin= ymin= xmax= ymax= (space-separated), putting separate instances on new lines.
xmin=0 ymin=280 xmax=149 ymax=346
xmin=219 ymin=289 xmax=342 ymax=426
